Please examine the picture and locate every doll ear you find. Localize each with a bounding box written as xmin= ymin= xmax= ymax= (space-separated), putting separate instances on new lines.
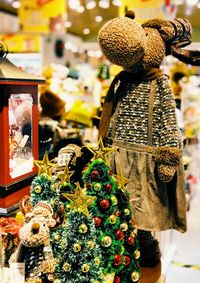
xmin=125 ymin=10 xmax=135 ymax=20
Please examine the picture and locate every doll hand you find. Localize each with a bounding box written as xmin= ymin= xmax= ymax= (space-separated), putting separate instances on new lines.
xmin=156 ymin=147 xmax=181 ymax=183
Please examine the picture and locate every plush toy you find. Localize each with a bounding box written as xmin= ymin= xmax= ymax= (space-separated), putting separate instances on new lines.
xmin=10 ymin=201 xmax=57 ymax=283
xmin=98 ymin=10 xmax=200 ymax=282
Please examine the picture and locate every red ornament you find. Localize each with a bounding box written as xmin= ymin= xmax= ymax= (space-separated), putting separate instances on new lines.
xmin=114 ymin=276 xmax=121 ymax=283
xmin=86 ymin=182 xmax=92 ymax=189
xmin=93 ymin=216 xmax=101 ymax=227
xmin=91 ymin=170 xmax=99 ymax=178
xmin=106 ymin=183 xmax=112 ymax=191
xmin=130 ymin=219 xmax=135 ymax=227
xmin=127 ymin=236 xmax=134 ymax=245
xmin=124 ymin=255 xmax=131 ymax=266
xmin=99 ymin=199 xmax=110 ymax=209
xmin=114 ymin=254 xmax=122 ymax=266
xmin=109 ymin=170 xmax=113 ymax=175
xmin=116 ymin=230 xmax=124 ymax=240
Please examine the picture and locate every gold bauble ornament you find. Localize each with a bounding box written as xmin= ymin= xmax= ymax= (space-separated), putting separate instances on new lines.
xmin=54 ymin=234 xmax=60 ymax=242
xmin=94 ymin=183 xmax=102 ymax=191
xmin=53 ymin=279 xmax=61 ymax=283
xmin=87 ymin=240 xmax=95 ymax=250
xmin=79 ymin=223 xmax=88 ymax=234
xmin=63 ymin=262 xmax=71 ymax=272
xmin=34 ymin=185 xmax=42 ymax=194
xmin=124 ymin=208 xmax=130 ymax=215
xmin=101 ymin=236 xmax=112 ymax=247
xmin=134 ymin=249 xmax=141 ymax=259
xmin=73 ymin=243 xmax=81 ymax=252
xmin=94 ymin=257 xmax=101 ymax=266
xmin=111 ymin=195 xmax=118 ymax=205
xmin=81 ymin=263 xmax=90 ymax=273
xmin=120 ymin=223 xmax=128 ymax=231
xmin=131 ymin=271 xmax=140 ymax=282
xmin=109 ymin=215 xmax=117 ymax=224
xmin=65 ymin=203 xmax=71 ymax=210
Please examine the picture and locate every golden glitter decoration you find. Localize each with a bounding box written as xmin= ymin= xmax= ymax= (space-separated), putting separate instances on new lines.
xmin=34 ymin=151 xmax=56 ymax=177
xmin=113 ymin=167 xmax=129 ymax=194
xmin=62 ymin=182 xmax=96 ymax=218
xmin=88 ymin=137 xmax=115 ymax=164
xmin=131 ymin=271 xmax=140 ymax=282
xmin=57 ymin=164 xmax=75 ymax=184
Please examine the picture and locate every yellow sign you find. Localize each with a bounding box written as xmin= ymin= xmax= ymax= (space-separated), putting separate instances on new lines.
xmin=0 ymin=34 xmax=40 ymax=53
xmin=19 ymin=0 xmax=66 ymax=33
xmin=120 ymin=0 xmax=164 ymax=23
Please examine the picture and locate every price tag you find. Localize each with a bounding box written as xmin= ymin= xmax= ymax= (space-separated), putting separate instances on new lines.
xmin=10 ymin=263 xmax=25 ymax=283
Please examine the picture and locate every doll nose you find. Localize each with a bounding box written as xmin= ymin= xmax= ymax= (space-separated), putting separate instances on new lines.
xmin=32 ymin=223 xmax=40 ymax=234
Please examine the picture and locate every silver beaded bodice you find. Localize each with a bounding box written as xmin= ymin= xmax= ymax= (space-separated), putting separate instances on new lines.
xmin=106 ymin=75 xmax=181 ymax=148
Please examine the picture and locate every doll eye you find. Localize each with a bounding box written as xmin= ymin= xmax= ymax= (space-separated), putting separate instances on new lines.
xmin=145 ymin=32 xmax=148 ymax=36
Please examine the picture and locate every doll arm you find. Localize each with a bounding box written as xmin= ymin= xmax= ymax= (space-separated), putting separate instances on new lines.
xmin=156 ymin=76 xmax=182 ymax=182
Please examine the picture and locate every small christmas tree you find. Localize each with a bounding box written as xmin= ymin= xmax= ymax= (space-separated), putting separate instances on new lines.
xmin=82 ymin=139 xmax=141 ymax=283
xmin=32 ymin=152 xmax=103 ymax=283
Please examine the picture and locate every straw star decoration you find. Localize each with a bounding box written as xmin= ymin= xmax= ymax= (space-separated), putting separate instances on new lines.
xmin=61 ymin=182 xmax=96 ymax=218
xmin=57 ymin=165 xmax=75 ymax=184
xmin=34 ymin=151 xmax=56 ymax=177
xmin=88 ymin=137 xmax=115 ymax=164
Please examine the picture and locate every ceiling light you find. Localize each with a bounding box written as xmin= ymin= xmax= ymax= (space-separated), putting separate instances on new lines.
xmin=174 ymin=0 xmax=184 ymax=4
xmin=65 ymin=21 xmax=72 ymax=28
xmin=186 ymin=0 xmax=198 ymax=6
xmin=95 ymin=15 xmax=103 ymax=22
xmin=197 ymin=2 xmax=200 ymax=8
xmin=12 ymin=1 xmax=21 ymax=8
xmin=86 ymin=1 xmax=96 ymax=10
xmin=77 ymin=5 xmax=85 ymax=13
xmin=99 ymin=0 xmax=110 ymax=9
xmin=69 ymin=0 xmax=80 ymax=10
xmin=112 ymin=0 xmax=122 ymax=6
xmin=83 ymin=28 xmax=90 ymax=35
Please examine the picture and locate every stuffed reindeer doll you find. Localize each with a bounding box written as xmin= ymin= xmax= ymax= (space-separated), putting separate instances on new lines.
xmin=98 ymin=11 xmax=200 ymax=283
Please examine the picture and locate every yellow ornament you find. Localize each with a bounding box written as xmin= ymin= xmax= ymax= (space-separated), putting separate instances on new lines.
xmin=53 ymin=280 xmax=61 ymax=283
xmin=120 ymin=223 xmax=128 ymax=231
xmin=94 ymin=183 xmax=102 ymax=191
xmin=124 ymin=208 xmax=130 ymax=215
xmin=131 ymin=271 xmax=140 ymax=282
xmin=109 ymin=215 xmax=117 ymax=224
xmin=134 ymin=249 xmax=141 ymax=259
xmin=88 ymin=137 xmax=115 ymax=164
xmin=87 ymin=241 xmax=95 ymax=250
xmin=79 ymin=223 xmax=88 ymax=234
xmin=34 ymin=185 xmax=42 ymax=194
xmin=101 ymin=236 xmax=112 ymax=247
xmin=54 ymin=234 xmax=60 ymax=242
xmin=63 ymin=262 xmax=71 ymax=272
xmin=81 ymin=263 xmax=90 ymax=273
xmin=73 ymin=243 xmax=82 ymax=252
xmin=34 ymin=151 xmax=56 ymax=177
xmin=111 ymin=195 xmax=118 ymax=205
xmin=62 ymin=182 xmax=96 ymax=218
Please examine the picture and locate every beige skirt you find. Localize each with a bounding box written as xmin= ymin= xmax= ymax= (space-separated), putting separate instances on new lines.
xmin=109 ymin=142 xmax=187 ymax=233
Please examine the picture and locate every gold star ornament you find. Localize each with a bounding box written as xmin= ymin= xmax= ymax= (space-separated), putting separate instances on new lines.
xmin=89 ymin=137 xmax=115 ymax=164
xmin=114 ymin=167 xmax=129 ymax=194
xmin=34 ymin=151 xmax=56 ymax=177
xmin=62 ymin=182 xmax=96 ymax=218
xmin=57 ymin=164 xmax=75 ymax=184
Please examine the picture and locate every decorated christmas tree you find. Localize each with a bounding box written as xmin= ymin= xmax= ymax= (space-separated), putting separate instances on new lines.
xmin=82 ymin=139 xmax=141 ymax=283
xmin=31 ymin=152 xmax=103 ymax=283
